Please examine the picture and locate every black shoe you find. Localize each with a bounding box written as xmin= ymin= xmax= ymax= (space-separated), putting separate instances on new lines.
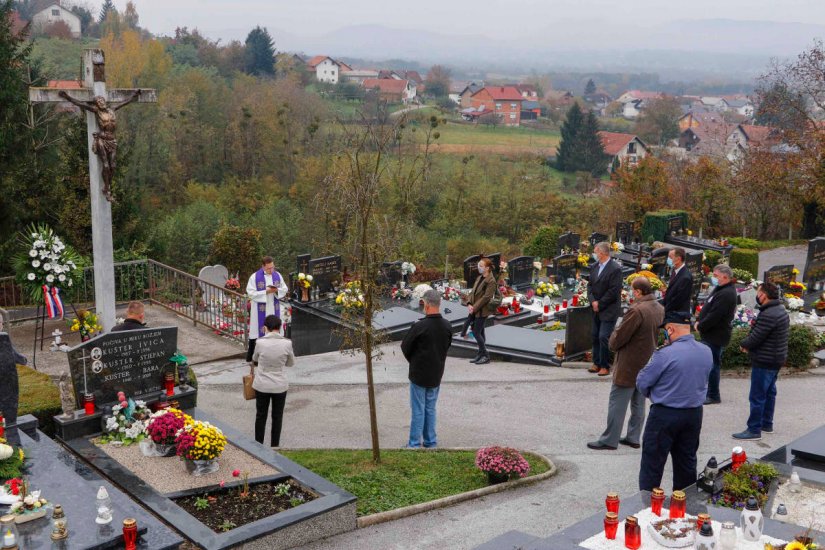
xmin=475 ymin=355 xmax=491 ymax=365
xmin=619 ymin=438 xmax=640 ymax=449
xmin=703 ymin=398 xmax=721 ymax=405
xmin=469 ymin=354 xmax=481 ymax=363
xmin=587 ymin=441 xmax=617 ymax=450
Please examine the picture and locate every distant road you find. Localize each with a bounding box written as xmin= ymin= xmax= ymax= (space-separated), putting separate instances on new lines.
xmin=390 ymin=104 xmax=428 ymax=117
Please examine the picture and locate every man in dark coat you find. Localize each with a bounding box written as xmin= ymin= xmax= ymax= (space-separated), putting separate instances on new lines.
xmin=111 ymin=301 xmax=147 ymax=332
xmin=663 ymin=247 xmax=693 ymax=316
xmin=588 ymin=276 xmax=664 ymax=450
xmin=0 ymin=331 xmax=27 ymax=427
xmin=733 ymin=282 xmax=789 ymax=441
xmin=695 ymin=264 xmax=738 ymax=405
xmin=587 ymin=241 xmax=624 ymax=376
xmin=401 ymin=290 xmax=453 ymax=448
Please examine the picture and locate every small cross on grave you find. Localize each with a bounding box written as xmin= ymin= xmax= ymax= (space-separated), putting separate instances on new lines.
xmin=29 ymin=49 xmax=156 ymax=331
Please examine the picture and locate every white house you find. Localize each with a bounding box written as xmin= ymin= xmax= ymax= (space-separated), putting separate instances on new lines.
xmin=700 ymin=97 xmax=730 ymax=112
xmin=622 ymin=99 xmax=644 ymax=119
xmin=598 ymin=131 xmax=650 ymax=173
xmin=340 ymin=69 xmax=379 ymax=84
xmin=616 ymin=90 xmax=663 ymax=119
xmin=307 ymin=55 xmax=352 ymax=84
xmin=31 ymin=2 xmax=81 ymax=37
xmin=727 ymin=99 xmax=754 ymax=117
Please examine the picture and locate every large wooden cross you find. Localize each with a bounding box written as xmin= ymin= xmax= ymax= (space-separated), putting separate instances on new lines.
xmin=29 ymin=49 xmax=157 ymax=331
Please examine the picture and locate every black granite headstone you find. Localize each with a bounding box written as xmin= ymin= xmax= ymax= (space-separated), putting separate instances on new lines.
xmin=803 ymin=237 xmax=825 ymax=288
xmin=649 ymin=249 xmax=669 ymax=279
xmin=553 ymin=254 xmax=579 ymax=284
xmin=589 ymin=233 xmax=608 ymax=248
xmin=616 ymin=221 xmax=636 ymax=244
xmin=463 ymin=254 xmax=481 ymax=288
xmin=380 ymin=261 xmax=403 ymax=287
xmin=789 ymin=425 xmax=825 ymax=464
xmin=565 ymin=305 xmax=594 ymax=357
xmin=487 ymin=253 xmax=502 ymax=280
xmin=0 ymin=333 xmax=24 ymax=425
xmin=558 ymin=232 xmax=581 ymax=253
xmin=308 ymin=255 xmax=342 ymax=293
xmin=508 ymin=256 xmax=534 ymax=288
xmin=296 ymin=254 xmax=311 ymax=275
xmin=667 ymin=216 xmax=684 ymax=235
xmin=685 ymin=251 xmax=704 ymax=302
xmin=66 ymin=326 xmax=178 ymax=407
xmin=763 ymin=265 xmax=794 ymax=290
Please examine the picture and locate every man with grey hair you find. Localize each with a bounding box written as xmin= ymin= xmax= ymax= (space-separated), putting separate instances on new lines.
xmin=401 ymin=289 xmax=453 ymax=448
xmin=695 ymin=263 xmax=738 ymax=404
xmin=587 ymin=241 xmax=624 ymax=376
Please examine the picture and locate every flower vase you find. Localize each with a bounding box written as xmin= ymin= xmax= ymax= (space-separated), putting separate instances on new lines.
xmin=816 ymin=308 xmax=825 ymax=317
xmin=486 ymin=472 xmax=510 ymax=485
xmin=301 ymin=287 xmax=309 ymax=302
xmin=155 ymin=443 xmax=176 ymax=457
xmin=184 ymin=458 xmax=219 ymax=476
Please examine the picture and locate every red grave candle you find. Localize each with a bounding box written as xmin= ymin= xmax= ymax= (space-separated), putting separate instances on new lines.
xmin=669 ymin=490 xmax=686 ymax=518
xmin=604 ymin=512 xmax=619 ymax=540
xmin=555 ymin=304 xmax=560 ymax=312
xmin=624 ymin=516 xmax=641 ymax=549
xmin=0 ymin=412 xmax=5 ymax=438
xmin=562 ymin=299 xmax=568 ymax=308
xmin=544 ymin=304 xmax=550 ymax=314
xmin=650 ymin=487 xmax=665 ymax=516
xmin=605 ymin=492 xmax=620 ymax=514
xmin=164 ymin=372 xmax=175 ymax=396
xmin=731 ymin=446 xmax=747 ymax=472
xmin=123 ymin=518 xmax=138 ymax=550
xmin=572 ymin=295 xmax=579 ymax=306
xmin=83 ymin=393 xmax=96 ymax=415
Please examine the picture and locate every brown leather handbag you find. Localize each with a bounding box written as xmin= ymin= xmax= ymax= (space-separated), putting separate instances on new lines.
xmin=242 ymin=373 xmax=256 ymax=401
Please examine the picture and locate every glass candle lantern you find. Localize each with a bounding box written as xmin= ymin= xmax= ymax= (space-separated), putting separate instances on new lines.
xmin=555 ymin=304 xmax=560 ymax=312
xmin=718 ymin=521 xmax=737 ymax=550
xmin=604 ymin=512 xmax=619 ymax=540
xmin=572 ymin=294 xmax=579 ymax=306
xmin=624 ymin=515 xmax=641 ymax=550
xmin=669 ymin=490 xmax=686 ymax=518
xmin=650 ymin=488 xmax=665 ymax=516
xmin=50 ymin=504 xmax=68 ymax=541
xmin=696 ymin=513 xmax=711 ymax=530
xmin=1 ymin=515 xmax=18 ymax=549
xmin=562 ymin=299 xmax=568 ymax=309
xmin=543 ymin=304 xmax=550 ymax=314
xmin=731 ymin=446 xmax=747 ymax=471
xmin=164 ymin=372 xmax=175 ymax=396
xmin=0 ymin=412 xmax=5 ymax=438
xmin=605 ymin=492 xmax=620 ymax=514
xmin=122 ymin=518 xmax=138 ymax=550
xmin=84 ymin=393 xmax=96 ymax=415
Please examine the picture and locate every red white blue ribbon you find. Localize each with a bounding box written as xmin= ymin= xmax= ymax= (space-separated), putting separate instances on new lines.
xmin=51 ymin=286 xmax=64 ymax=319
xmin=42 ymin=285 xmax=64 ymax=319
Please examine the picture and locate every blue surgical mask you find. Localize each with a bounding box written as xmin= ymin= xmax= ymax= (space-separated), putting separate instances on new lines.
xmin=667 ymin=257 xmax=674 ymax=267
xmin=592 ymin=253 xmax=599 ymax=262
xmin=711 ymin=276 xmax=719 ymax=287
xmin=478 ymin=266 xmax=485 ymax=275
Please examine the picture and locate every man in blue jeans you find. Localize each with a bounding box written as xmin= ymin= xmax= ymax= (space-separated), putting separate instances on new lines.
xmin=401 ymin=290 xmax=453 ymax=448
xmin=734 ymin=282 xmax=789 ymax=441
xmin=587 ymin=241 xmax=624 ymax=376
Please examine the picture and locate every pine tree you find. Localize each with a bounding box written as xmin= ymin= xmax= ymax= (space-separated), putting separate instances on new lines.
xmin=555 ymin=103 xmax=584 ymax=172
xmin=580 ymin=109 xmax=608 ymax=176
xmin=244 ymin=26 xmax=276 ymax=76
xmin=98 ymin=0 xmax=115 ymax=23
xmin=584 ymin=78 xmax=596 ymax=96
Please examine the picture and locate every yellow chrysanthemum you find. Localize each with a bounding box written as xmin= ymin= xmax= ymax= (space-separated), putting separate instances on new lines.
xmin=784 ymin=542 xmax=808 ymax=550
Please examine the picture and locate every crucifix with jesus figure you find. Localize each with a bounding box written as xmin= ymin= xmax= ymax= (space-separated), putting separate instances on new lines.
xmin=28 ymin=49 xmax=156 ymax=331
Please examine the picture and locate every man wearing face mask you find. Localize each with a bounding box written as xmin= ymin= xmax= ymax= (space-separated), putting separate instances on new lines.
xmin=587 ymin=241 xmax=623 ymax=376
xmin=636 ymin=311 xmax=713 ymax=491
xmin=732 ymin=281 xmax=789 ymax=441
xmin=694 ymin=264 xmax=738 ymax=405
xmin=663 ymin=247 xmax=693 ymax=316
xmin=466 ymin=257 xmax=497 ymax=365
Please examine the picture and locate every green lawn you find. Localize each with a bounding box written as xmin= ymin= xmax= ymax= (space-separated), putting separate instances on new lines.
xmin=433 ymin=123 xmax=560 ymax=149
xmin=281 ymin=448 xmax=550 ymax=516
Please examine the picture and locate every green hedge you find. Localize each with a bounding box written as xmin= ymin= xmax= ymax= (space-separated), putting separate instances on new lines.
xmin=703 ymin=250 xmax=723 ymax=270
xmin=727 ymin=237 xmax=760 ymax=250
xmin=17 ymin=365 xmax=62 ymax=437
xmin=641 ymin=210 xmax=689 ymax=242
xmin=729 ymin=248 xmax=759 ymax=279
xmin=721 ymin=325 xmax=817 ymax=371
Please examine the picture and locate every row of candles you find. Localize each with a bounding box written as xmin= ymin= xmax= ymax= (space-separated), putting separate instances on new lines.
xmin=0 ymin=513 xmax=138 ymax=549
xmin=603 ymin=490 xmax=688 ymax=548
xmin=82 ymin=371 xmax=181 ymax=415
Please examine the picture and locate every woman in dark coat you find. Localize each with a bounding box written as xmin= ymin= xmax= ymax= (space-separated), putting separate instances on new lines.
xmin=466 ymin=258 xmax=497 ymax=365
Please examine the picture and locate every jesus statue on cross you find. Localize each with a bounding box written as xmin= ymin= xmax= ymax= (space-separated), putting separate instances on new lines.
xmin=58 ymin=89 xmax=141 ymax=201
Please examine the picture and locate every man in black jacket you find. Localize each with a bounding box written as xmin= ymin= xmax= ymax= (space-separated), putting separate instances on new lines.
xmin=733 ymin=282 xmax=789 ymax=441
xmin=401 ymin=289 xmax=453 ymax=448
xmin=587 ymin=242 xmax=623 ymax=376
xmin=695 ymin=264 xmax=738 ymax=404
xmin=111 ymin=301 xmax=147 ymax=332
xmin=664 ymin=247 xmax=693 ymax=316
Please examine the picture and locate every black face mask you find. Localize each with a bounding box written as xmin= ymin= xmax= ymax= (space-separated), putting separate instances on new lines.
xmin=756 ymin=295 xmax=764 ymax=306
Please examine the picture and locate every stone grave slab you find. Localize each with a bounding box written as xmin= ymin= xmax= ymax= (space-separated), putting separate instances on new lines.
xmin=803 ymin=237 xmax=825 ymax=290
xmin=764 ymin=264 xmax=794 ymax=290
xmin=685 ymin=250 xmax=704 ymax=302
xmin=507 ymin=256 xmax=534 ymax=288
xmin=66 ymin=326 xmax=178 ymax=407
xmin=296 ymin=253 xmax=311 ymax=275
xmin=551 ymin=253 xmax=578 ymax=285
xmin=308 ymin=255 xmax=342 ymax=293
xmin=372 ymin=307 xmax=425 ymax=330
xmin=667 ymin=215 xmax=684 ymax=235
xmin=198 ymin=264 xmax=229 ymax=288
xmin=463 ymin=254 xmax=481 ymax=288
xmin=616 ymin=221 xmax=636 ymax=244
xmin=558 ymin=231 xmax=580 ymax=253
xmin=487 ymin=253 xmax=502 ymax=280
xmin=380 ymin=260 xmax=403 ymax=287
xmin=790 ymin=425 xmax=825 ymax=464
xmin=739 ymin=287 xmax=758 ymax=309
xmin=649 ymin=248 xmax=669 ymax=279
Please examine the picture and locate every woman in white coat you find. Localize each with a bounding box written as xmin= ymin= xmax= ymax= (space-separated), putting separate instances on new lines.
xmin=250 ymin=315 xmax=295 ymax=447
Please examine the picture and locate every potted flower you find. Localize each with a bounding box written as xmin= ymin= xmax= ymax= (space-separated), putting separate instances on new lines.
xmin=175 ymin=420 xmax=227 ymax=476
xmin=224 ymin=276 xmax=241 ymax=292
xmin=475 ymin=446 xmax=531 ymax=485
xmin=144 ymin=408 xmax=191 ymax=457
xmin=788 ymin=281 xmax=807 ymax=298
xmin=296 ymin=273 xmax=313 ymax=302
xmin=100 ymin=396 xmax=151 ymax=446
xmin=814 ymin=293 xmax=825 ymax=317
xmin=69 ymin=310 xmax=102 ymax=342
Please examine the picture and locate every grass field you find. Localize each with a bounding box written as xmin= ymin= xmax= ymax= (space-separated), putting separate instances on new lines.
xmin=429 ymin=123 xmax=559 ymax=155
xmin=281 ymin=449 xmax=550 ymax=516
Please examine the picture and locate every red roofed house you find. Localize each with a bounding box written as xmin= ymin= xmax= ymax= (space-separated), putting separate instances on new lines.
xmin=468 ymin=86 xmax=524 ymax=126
xmin=362 ymin=78 xmax=416 ymax=104
xmin=307 ymin=55 xmax=352 ymax=84
xmin=514 ymin=84 xmax=539 ymax=99
xmin=598 ymin=131 xmax=649 ymax=173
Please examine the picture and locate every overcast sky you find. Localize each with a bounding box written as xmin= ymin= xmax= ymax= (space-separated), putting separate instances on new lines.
xmin=116 ymin=0 xmax=825 ymax=42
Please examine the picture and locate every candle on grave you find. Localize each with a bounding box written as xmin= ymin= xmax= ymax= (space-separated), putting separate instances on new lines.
xmin=669 ymin=490 xmax=686 ymax=518
xmin=122 ymin=518 xmax=137 ymax=550
xmin=624 ymin=515 xmax=641 ymax=549
xmin=650 ymin=487 xmax=664 ymax=516
xmin=164 ymin=372 xmax=175 ymax=396
xmin=84 ymin=393 xmax=96 ymax=415
xmin=605 ymin=492 xmax=619 ymax=513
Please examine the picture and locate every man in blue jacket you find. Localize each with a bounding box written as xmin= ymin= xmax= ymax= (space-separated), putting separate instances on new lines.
xmin=637 ymin=311 xmax=712 ymax=491
xmin=733 ymin=281 xmax=789 ymax=441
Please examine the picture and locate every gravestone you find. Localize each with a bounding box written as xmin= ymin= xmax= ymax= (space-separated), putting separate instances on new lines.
xmin=308 ymin=255 xmax=342 ymax=293
xmin=802 ymin=237 xmax=825 ymax=290
xmin=197 ymin=264 xmax=229 ymax=292
xmin=667 ymin=216 xmax=684 ymax=235
xmin=739 ymin=287 xmax=758 ymax=310
xmin=649 ymin=249 xmax=670 ymax=279
xmin=685 ymin=251 xmax=704 ymax=302
xmin=552 ymin=254 xmax=579 ymax=284
xmin=463 ymin=254 xmax=481 ymax=288
xmin=487 ymin=253 xmax=502 ymax=280
xmin=507 ymin=256 xmax=534 ymax=288
xmin=380 ymin=261 xmax=403 ymax=287
xmin=763 ymin=265 xmax=794 ymax=290
xmin=0 ymin=333 xmax=23 ymax=425
xmin=66 ymin=326 xmax=178 ymax=408
xmin=558 ymin=232 xmax=581 ymax=253
xmin=616 ymin=221 xmax=636 ymax=244
xmin=589 ymin=233 xmax=609 ymax=248
xmin=297 ymin=254 xmax=311 ymax=275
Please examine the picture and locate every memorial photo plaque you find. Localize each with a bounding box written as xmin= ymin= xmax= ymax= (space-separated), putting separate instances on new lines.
xmin=67 ymin=327 xmax=178 ymax=407
xmin=507 ymin=256 xmax=534 ymax=288
xmin=308 ymin=255 xmax=342 ymax=293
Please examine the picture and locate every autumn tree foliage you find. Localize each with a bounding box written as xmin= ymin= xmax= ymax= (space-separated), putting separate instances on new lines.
xmin=610 ymin=156 xmax=671 ymax=222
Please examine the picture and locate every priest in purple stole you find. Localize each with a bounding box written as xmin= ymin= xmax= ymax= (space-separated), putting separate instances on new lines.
xmin=246 ymin=256 xmax=289 ymax=362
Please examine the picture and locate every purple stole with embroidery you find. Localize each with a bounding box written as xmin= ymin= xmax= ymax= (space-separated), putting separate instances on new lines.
xmin=254 ymin=269 xmax=281 ymax=338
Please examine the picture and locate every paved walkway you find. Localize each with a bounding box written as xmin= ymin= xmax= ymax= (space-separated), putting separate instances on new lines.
xmin=194 ymin=344 xmax=825 ymax=550
xmin=758 ymin=245 xmax=808 ymax=280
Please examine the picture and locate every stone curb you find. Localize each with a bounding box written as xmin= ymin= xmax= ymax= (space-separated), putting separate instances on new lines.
xmin=339 ymin=447 xmax=558 ymax=528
